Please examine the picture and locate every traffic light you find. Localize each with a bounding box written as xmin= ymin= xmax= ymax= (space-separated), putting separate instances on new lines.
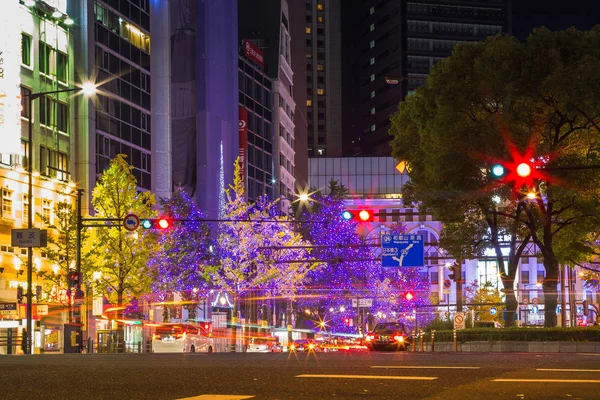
xmin=141 ymin=217 xmax=172 ymax=230
xmin=341 ymin=209 xmax=375 ymax=222
xmin=35 ymin=285 xmax=42 ymax=301
xmin=448 ymin=262 xmax=461 ymax=282
xmin=403 ymin=291 xmax=415 ymax=301
xmin=583 ymin=300 xmax=589 ymax=316
xmin=68 ymin=271 xmax=80 ymax=288
xmin=490 ymin=164 xmax=506 ymax=179
xmin=17 ymin=286 xmax=24 ymax=302
xmin=516 ymin=162 xmax=532 ymax=178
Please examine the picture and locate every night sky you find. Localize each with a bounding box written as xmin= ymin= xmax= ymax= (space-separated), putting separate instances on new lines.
xmin=511 ymin=0 xmax=600 ymax=41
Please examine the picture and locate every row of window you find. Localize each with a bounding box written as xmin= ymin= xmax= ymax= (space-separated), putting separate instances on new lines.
xmin=96 ymin=134 xmax=150 ymax=173
xmin=305 ymin=3 xmax=325 ymax=11
xmin=95 ymin=24 xmax=151 ymax=71
xmin=95 ymin=2 xmax=150 ymax=54
xmin=97 ymin=0 xmax=150 ymax=31
xmin=96 ymin=154 xmax=151 ymax=190
xmin=306 ymin=15 xmax=325 ymax=24
xmin=246 ymin=177 xmax=273 ymax=203
xmin=239 ymin=71 xmax=272 ymax=109
xmin=20 ymin=86 xmax=70 ymax=134
xmin=96 ymin=94 xmax=151 ymax=133
xmin=279 ymin=153 xmax=294 ymax=177
xmin=96 ymin=111 xmax=151 ymax=151
xmin=407 ymin=2 xmax=505 ymax=21
xmin=1 ymin=188 xmax=55 ymax=223
xmin=21 ymin=34 xmax=68 ymax=84
xmin=247 ymin=144 xmax=272 ymax=176
xmin=97 ymin=46 xmax=150 ymax=93
xmin=408 ymin=20 xmax=503 ymax=38
xmin=279 ymin=125 xmax=294 ymax=149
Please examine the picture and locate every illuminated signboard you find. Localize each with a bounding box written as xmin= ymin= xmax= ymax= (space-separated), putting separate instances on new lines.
xmin=0 ymin=0 xmax=22 ymax=154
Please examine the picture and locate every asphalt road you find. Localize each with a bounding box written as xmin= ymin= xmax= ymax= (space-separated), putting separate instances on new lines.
xmin=2 ymin=351 xmax=600 ymax=400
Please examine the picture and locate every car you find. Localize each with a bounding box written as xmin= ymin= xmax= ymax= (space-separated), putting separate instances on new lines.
xmin=290 ymin=339 xmax=320 ymax=352
xmin=247 ymin=337 xmax=283 ymax=352
xmin=365 ymin=322 xmax=410 ymax=351
xmin=152 ymin=323 xmax=214 ymax=353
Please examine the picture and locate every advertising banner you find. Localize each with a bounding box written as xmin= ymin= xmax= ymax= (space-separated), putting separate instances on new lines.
xmin=243 ymin=39 xmax=264 ymax=70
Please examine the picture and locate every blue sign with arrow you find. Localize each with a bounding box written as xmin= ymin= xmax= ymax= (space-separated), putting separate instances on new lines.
xmin=381 ymin=234 xmax=425 ymax=267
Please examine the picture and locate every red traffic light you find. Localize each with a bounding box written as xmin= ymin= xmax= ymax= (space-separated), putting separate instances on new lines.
xmin=516 ymin=162 xmax=532 ymax=178
xmin=358 ymin=210 xmax=372 ymax=222
xmin=157 ymin=218 xmax=171 ymax=229
xmin=404 ymin=292 xmax=414 ymax=301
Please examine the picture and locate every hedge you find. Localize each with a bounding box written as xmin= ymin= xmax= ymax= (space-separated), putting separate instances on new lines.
xmin=421 ymin=327 xmax=600 ymax=342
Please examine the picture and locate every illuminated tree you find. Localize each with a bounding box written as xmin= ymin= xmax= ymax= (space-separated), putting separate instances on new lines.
xmin=88 ymin=154 xmax=156 ymax=310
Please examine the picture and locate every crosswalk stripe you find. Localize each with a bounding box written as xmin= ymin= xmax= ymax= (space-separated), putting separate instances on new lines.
xmin=371 ymin=366 xmax=480 ymax=370
xmin=536 ymin=368 xmax=600 ymax=372
xmin=296 ymin=374 xmax=437 ymax=380
xmin=493 ymin=378 xmax=600 ymax=383
xmin=176 ymin=395 xmax=255 ymax=400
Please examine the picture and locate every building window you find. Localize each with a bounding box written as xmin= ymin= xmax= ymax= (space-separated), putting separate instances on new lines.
xmin=520 ymin=269 xmax=529 ymax=285
xmin=305 ymin=27 xmax=311 ymax=34
xmin=371 ymin=107 xmax=376 ymax=115
xmin=39 ymin=96 xmax=52 ymax=126
xmin=22 ymin=194 xmax=29 ymax=221
xmin=21 ymin=87 xmax=31 ymax=120
xmin=317 ymin=4 xmax=324 ymax=11
xmin=370 ymin=6 xmax=375 ymax=14
xmin=370 ymin=90 xmax=375 ymax=98
xmin=306 ymin=52 xmax=312 ymax=59
xmin=21 ymin=34 xmax=32 ymax=67
xmin=317 ymin=16 xmax=324 ymax=23
xmin=39 ymin=42 xmax=52 ymax=75
xmin=317 ymin=88 xmax=324 ymax=95
xmin=2 ymin=188 xmax=13 ymax=217
xmin=317 ymin=149 xmax=324 ymax=155
xmin=306 ymin=99 xmax=312 ymax=107
xmin=370 ymin=74 xmax=375 ymax=82
xmin=370 ymin=57 xmax=375 ymax=65
xmin=370 ymin=23 xmax=375 ymax=32
xmin=42 ymin=199 xmax=52 ymax=223
xmin=369 ymin=40 xmax=375 ymax=49
xmin=371 ymin=124 xmax=376 ymax=131
xmin=56 ymin=102 xmax=68 ymax=133
xmin=317 ymin=64 xmax=324 ymax=71
xmin=56 ymin=52 xmax=68 ymax=84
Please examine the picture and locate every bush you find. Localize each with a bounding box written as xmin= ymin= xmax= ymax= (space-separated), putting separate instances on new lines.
xmin=423 ymin=327 xmax=600 ymax=342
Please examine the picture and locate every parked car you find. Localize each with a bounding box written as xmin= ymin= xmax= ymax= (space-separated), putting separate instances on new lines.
xmin=247 ymin=337 xmax=283 ymax=352
xmin=152 ymin=323 xmax=214 ymax=353
xmin=365 ymin=322 xmax=410 ymax=351
xmin=291 ymin=339 xmax=320 ymax=352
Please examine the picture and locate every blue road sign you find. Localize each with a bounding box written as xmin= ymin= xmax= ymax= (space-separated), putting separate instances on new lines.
xmin=381 ymin=234 xmax=425 ymax=267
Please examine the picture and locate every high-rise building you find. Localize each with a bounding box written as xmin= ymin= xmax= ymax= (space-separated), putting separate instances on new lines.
xmin=239 ymin=0 xmax=296 ymax=212
xmin=0 ymin=0 xmax=78 ymax=343
xmin=304 ymin=0 xmax=343 ymax=158
xmin=238 ymin=49 xmax=275 ymax=203
xmin=344 ymin=0 xmax=511 ymax=155
xmin=70 ymin=0 xmax=153 ymax=205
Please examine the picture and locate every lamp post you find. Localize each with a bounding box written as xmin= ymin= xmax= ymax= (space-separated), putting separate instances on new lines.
xmin=21 ymin=83 xmax=95 ymax=354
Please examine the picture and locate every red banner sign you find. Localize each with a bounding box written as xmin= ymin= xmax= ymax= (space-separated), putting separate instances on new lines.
xmin=243 ymin=39 xmax=264 ymax=70
xmin=239 ymin=107 xmax=248 ymax=200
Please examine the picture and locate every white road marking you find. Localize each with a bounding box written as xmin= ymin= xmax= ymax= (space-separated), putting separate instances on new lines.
xmin=176 ymin=395 xmax=255 ymax=400
xmin=296 ymin=374 xmax=437 ymax=380
xmin=493 ymin=378 xmax=600 ymax=383
xmin=371 ymin=366 xmax=480 ymax=370
xmin=537 ymin=368 xmax=600 ymax=373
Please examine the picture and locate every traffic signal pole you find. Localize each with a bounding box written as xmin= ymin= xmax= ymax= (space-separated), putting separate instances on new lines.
xmin=456 ymin=261 xmax=463 ymax=312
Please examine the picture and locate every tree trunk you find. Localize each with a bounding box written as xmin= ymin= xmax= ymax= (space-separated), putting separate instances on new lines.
xmin=501 ymin=278 xmax=517 ymax=328
xmin=230 ymin=295 xmax=238 ymax=352
xmin=543 ymin=255 xmax=559 ymax=327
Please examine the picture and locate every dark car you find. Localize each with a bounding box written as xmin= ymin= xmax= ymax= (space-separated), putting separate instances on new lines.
xmin=365 ymin=322 xmax=410 ymax=351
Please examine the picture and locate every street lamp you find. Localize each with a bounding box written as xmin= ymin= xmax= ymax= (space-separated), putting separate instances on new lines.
xmin=22 ymin=83 xmax=96 ymax=354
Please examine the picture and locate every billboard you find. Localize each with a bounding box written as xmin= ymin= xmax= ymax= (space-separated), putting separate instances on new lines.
xmin=0 ymin=0 xmax=22 ymax=155
xmin=243 ymin=39 xmax=264 ymax=70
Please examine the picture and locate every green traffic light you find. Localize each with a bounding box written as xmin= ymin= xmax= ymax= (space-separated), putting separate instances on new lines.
xmin=141 ymin=219 xmax=153 ymax=229
xmin=341 ymin=211 xmax=352 ymax=220
xmin=491 ymin=164 xmax=505 ymax=178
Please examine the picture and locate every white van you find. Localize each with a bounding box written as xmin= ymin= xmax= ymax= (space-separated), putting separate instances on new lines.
xmin=152 ymin=323 xmax=214 ymax=353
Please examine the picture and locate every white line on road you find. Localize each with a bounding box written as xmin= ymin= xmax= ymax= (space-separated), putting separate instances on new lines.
xmin=536 ymin=368 xmax=600 ymax=372
xmin=371 ymin=366 xmax=480 ymax=370
xmin=493 ymin=379 xmax=600 ymax=383
xmin=176 ymin=395 xmax=255 ymax=400
xmin=296 ymin=374 xmax=438 ymax=380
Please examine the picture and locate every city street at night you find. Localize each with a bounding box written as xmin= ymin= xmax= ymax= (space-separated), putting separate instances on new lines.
xmin=2 ymin=352 xmax=600 ymax=400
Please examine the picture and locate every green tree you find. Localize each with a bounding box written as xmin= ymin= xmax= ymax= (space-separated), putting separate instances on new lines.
xmin=390 ymin=28 xmax=600 ymax=327
xmin=88 ymin=154 xmax=157 ymax=310
xmin=464 ymin=281 xmax=505 ymax=325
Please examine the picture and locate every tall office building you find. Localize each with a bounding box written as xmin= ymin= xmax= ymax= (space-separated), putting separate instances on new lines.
xmin=239 ymin=0 xmax=297 ymax=212
xmin=304 ymin=0 xmax=343 ymax=158
xmin=70 ymin=0 xmax=153 ymax=206
xmin=344 ymin=0 xmax=511 ymax=155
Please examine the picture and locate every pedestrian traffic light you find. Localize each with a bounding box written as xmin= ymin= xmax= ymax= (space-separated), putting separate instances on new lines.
xmin=17 ymin=286 xmax=24 ymax=302
xmin=341 ymin=209 xmax=375 ymax=222
xmin=35 ymin=285 xmax=42 ymax=301
xmin=448 ymin=262 xmax=461 ymax=282
xmin=404 ymin=291 xmax=415 ymax=301
xmin=68 ymin=271 xmax=79 ymax=288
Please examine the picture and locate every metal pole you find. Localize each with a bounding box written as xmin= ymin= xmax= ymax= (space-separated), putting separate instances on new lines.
xmin=76 ymin=189 xmax=83 ymax=287
xmin=26 ymin=95 xmax=34 ymax=355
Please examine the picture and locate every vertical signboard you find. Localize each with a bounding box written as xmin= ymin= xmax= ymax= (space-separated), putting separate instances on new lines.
xmin=0 ymin=0 xmax=23 ymax=155
xmin=238 ymin=107 xmax=248 ymax=200
xmin=243 ymin=39 xmax=264 ymax=70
